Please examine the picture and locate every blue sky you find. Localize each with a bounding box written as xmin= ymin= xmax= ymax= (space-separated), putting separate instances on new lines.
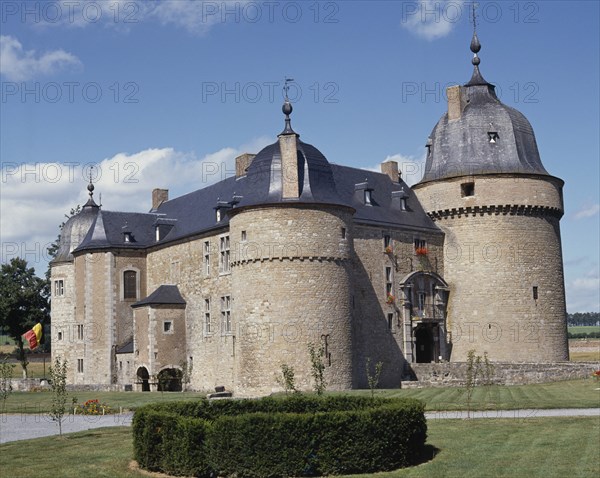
xmin=1 ymin=0 xmax=598 ymax=312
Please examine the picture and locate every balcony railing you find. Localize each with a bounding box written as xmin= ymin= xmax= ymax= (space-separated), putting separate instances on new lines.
xmin=411 ymin=303 xmax=445 ymax=320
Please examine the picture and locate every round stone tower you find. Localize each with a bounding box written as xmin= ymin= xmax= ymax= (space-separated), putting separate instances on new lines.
xmin=412 ymin=31 xmax=568 ymax=362
xmin=229 ymin=99 xmax=355 ymax=396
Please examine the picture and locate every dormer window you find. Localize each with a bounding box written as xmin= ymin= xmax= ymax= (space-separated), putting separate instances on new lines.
xmin=216 ymin=209 xmax=222 ymax=222
xmin=124 ymin=232 xmax=132 ymax=243
xmin=488 ymin=131 xmax=499 ymax=143
xmin=364 ymin=190 xmax=372 ymax=205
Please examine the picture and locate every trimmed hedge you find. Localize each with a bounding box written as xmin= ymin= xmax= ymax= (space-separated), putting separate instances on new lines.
xmin=133 ymin=395 xmax=427 ymax=477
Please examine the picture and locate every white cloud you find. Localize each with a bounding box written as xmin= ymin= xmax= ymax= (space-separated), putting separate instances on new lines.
xmin=574 ymin=203 xmax=600 ymax=220
xmin=34 ymin=1 xmax=251 ymax=35
xmin=363 ymin=152 xmax=426 ymax=187
xmin=402 ymin=0 xmax=464 ymax=41
xmin=0 ymin=35 xmax=81 ymax=81
xmin=0 ymin=137 xmax=271 ymax=275
xmin=566 ymin=267 xmax=600 ymax=313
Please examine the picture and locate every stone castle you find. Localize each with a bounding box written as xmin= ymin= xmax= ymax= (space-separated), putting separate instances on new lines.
xmin=50 ymin=33 xmax=568 ymax=395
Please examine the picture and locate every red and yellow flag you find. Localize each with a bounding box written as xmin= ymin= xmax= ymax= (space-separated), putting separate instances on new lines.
xmin=23 ymin=323 xmax=42 ymax=350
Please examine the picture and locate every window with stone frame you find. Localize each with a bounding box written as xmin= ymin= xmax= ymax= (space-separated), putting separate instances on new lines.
xmin=77 ymin=324 xmax=84 ymax=340
xmin=385 ymin=266 xmax=393 ymax=296
xmin=205 ymin=298 xmax=212 ymax=334
xmin=77 ymin=359 xmax=84 ymax=373
xmin=219 ymin=236 xmax=230 ymax=274
xmin=54 ymin=279 xmax=64 ymax=297
xmin=123 ymin=270 xmax=137 ymax=300
xmin=414 ymin=238 xmax=427 ymax=252
xmin=221 ymin=295 xmax=231 ymax=334
xmin=203 ymin=241 xmax=211 ymax=276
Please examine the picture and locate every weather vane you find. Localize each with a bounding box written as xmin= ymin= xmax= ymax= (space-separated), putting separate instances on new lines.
xmin=472 ymin=2 xmax=478 ymax=31
xmin=283 ymin=77 xmax=294 ymax=102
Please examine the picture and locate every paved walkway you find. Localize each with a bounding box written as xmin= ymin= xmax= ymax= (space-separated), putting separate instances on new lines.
xmin=1 ymin=409 xmax=598 ymax=444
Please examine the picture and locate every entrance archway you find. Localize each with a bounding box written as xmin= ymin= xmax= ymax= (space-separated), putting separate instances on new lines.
xmin=415 ymin=326 xmax=435 ymax=363
xmin=136 ymin=367 xmax=150 ymax=392
xmin=157 ymin=368 xmax=182 ymax=392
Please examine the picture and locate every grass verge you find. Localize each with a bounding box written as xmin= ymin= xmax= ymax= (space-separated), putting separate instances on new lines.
xmin=1 ymin=417 xmax=598 ymax=478
xmin=2 ymin=379 xmax=599 ymax=414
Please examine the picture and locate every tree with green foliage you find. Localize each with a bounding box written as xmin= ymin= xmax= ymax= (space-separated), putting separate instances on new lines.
xmin=307 ymin=342 xmax=326 ymax=395
xmin=0 ymin=357 xmax=15 ymax=413
xmin=48 ymin=357 xmax=69 ymax=436
xmin=365 ymin=357 xmax=384 ymax=398
xmin=0 ymin=258 xmax=50 ymax=377
xmin=276 ymin=363 xmax=297 ymax=394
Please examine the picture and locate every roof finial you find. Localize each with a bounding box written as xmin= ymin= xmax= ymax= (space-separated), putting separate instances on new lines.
xmin=83 ymin=165 xmax=99 ymax=209
xmin=465 ymin=2 xmax=490 ymax=87
xmin=280 ymin=77 xmax=296 ymax=135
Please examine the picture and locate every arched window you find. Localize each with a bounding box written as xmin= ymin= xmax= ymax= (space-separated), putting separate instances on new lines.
xmin=123 ymin=270 xmax=137 ymax=300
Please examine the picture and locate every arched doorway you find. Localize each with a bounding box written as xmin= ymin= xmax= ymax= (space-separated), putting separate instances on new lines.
xmin=157 ymin=368 xmax=182 ymax=392
xmin=415 ymin=326 xmax=435 ymax=363
xmin=136 ymin=367 xmax=150 ymax=392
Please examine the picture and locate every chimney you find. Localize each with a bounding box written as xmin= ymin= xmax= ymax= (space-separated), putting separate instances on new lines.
xmin=447 ymin=85 xmax=467 ymax=120
xmin=235 ymin=153 xmax=256 ymax=178
xmin=381 ymin=160 xmax=400 ymax=182
xmin=279 ymin=134 xmax=299 ymax=199
xmin=152 ymin=188 xmax=168 ymax=210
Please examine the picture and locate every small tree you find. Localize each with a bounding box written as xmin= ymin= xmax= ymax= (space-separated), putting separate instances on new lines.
xmin=276 ymin=363 xmax=297 ymax=394
xmin=180 ymin=360 xmax=193 ymax=392
xmin=48 ymin=357 xmax=69 ymax=437
xmin=365 ymin=357 xmax=384 ymax=399
xmin=308 ymin=342 xmax=326 ymax=395
xmin=482 ymin=352 xmax=495 ymax=386
xmin=0 ymin=357 xmax=15 ymax=414
xmin=465 ymin=349 xmax=478 ymax=418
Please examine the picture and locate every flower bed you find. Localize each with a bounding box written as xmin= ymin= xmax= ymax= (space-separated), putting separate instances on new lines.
xmin=133 ymin=395 xmax=427 ymax=477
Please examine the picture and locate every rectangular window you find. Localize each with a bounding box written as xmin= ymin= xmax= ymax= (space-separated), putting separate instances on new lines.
xmin=204 ymin=241 xmax=211 ymax=276
xmin=385 ymin=266 xmax=393 ymax=295
xmin=54 ymin=279 xmax=64 ymax=297
xmin=77 ymin=359 xmax=84 ymax=373
xmin=163 ymin=321 xmax=173 ymax=333
xmin=383 ymin=234 xmax=391 ymax=249
xmin=533 ymin=286 xmax=538 ymax=300
xmin=77 ymin=324 xmax=84 ymax=340
xmin=123 ymin=270 xmax=137 ymax=300
xmin=387 ymin=313 xmax=394 ymax=330
xmin=341 ymin=227 xmax=347 ymax=239
xmin=417 ymin=292 xmax=426 ymax=312
xmin=221 ymin=295 xmax=231 ymax=334
xmin=205 ymin=298 xmax=212 ymax=334
xmin=461 ymin=182 xmax=475 ymax=197
xmin=219 ymin=236 xmax=230 ymax=274
xmin=414 ymin=238 xmax=427 ymax=251
xmin=241 ymin=230 xmax=247 ymax=241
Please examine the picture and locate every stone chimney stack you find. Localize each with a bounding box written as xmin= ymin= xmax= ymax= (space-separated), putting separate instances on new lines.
xmin=235 ymin=153 xmax=256 ymax=178
xmin=447 ymin=85 xmax=467 ymax=120
xmin=152 ymin=188 xmax=168 ymax=210
xmin=381 ymin=160 xmax=400 ymax=182
xmin=279 ymin=100 xmax=300 ymax=199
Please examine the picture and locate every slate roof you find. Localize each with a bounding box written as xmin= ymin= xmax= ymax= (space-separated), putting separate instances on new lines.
xmin=73 ymin=132 xmax=440 ymax=255
xmin=131 ymin=285 xmax=186 ymax=308
xmin=115 ymin=340 xmax=133 ymax=354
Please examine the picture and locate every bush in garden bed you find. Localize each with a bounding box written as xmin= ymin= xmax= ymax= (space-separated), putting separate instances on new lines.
xmin=132 ymin=395 xmax=427 ymax=477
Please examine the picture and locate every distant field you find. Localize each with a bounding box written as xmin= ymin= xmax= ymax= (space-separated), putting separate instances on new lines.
xmin=568 ymin=326 xmax=600 ymax=335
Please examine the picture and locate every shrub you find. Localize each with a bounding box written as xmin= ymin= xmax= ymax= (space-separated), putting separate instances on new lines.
xmin=133 ymin=395 xmax=427 ymax=477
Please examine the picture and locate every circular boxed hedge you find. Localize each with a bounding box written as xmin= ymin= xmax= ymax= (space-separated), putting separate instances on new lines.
xmin=133 ymin=395 xmax=427 ymax=477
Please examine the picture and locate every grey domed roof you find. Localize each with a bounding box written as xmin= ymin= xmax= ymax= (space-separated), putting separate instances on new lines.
xmin=419 ymin=83 xmax=549 ymax=184
xmin=241 ymin=138 xmax=345 ymax=206
xmin=51 ymin=199 xmax=100 ymax=264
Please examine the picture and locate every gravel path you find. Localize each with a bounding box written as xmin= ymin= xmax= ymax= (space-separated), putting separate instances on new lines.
xmin=1 ymin=409 xmax=598 ymax=444
xmin=0 ymin=412 xmax=133 ymax=444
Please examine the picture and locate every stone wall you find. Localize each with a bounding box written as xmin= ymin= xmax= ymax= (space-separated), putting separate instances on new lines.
xmin=414 ymin=174 xmax=568 ymax=362
xmin=229 ymin=205 xmax=354 ymax=396
xmin=403 ymin=361 xmax=599 ymax=388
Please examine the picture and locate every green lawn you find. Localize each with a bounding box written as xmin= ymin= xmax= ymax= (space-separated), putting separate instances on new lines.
xmin=1 ymin=417 xmax=598 ymax=478
xmin=2 ymin=379 xmax=599 ymax=414
xmin=568 ymin=326 xmax=600 ymax=334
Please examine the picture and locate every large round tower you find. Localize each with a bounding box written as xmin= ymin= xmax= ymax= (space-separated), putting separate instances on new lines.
xmin=412 ymin=31 xmax=568 ymax=362
xmin=229 ymin=100 xmax=355 ymax=396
